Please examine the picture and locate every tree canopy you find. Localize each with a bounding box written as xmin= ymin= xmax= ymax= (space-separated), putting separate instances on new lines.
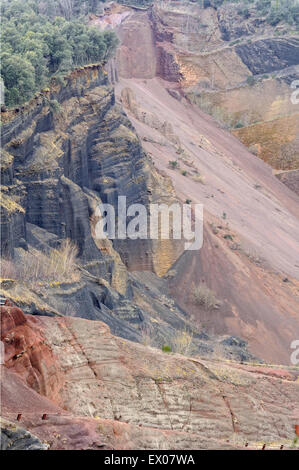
xmin=1 ymin=0 xmax=118 ymax=107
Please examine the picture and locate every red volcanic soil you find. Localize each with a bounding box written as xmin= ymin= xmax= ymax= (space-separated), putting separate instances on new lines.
xmin=117 ymin=77 xmax=299 ymax=277
xmin=1 ymin=305 xmax=299 ymax=450
xmin=1 ymin=305 xmax=62 ymax=399
xmin=166 ymin=224 xmax=299 ymax=365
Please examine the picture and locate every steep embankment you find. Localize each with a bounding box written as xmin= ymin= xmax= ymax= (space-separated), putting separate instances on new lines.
xmin=1 ymin=305 xmax=299 ymax=450
xmin=1 ymin=64 xmax=256 ymax=362
xmin=117 ymin=77 xmax=299 ymax=364
xmin=92 ymin=2 xmax=299 ymax=364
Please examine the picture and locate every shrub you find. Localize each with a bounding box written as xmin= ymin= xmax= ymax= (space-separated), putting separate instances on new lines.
xmin=234 ymin=121 xmax=244 ymax=129
xmin=171 ymin=329 xmax=193 ymax=355
xmin=192 ymin=174 xmax=205 ymax=184
xmin=48 ymin=99 xmax=61 ymax=114
xmin=1 ymin=258 xmax=17 ymax=279
xmin=192 ymin=284 xmax=220 ymax=310
xmin=1 ymin=239 xmax=80 ymax=285
xmin=223 ymin=234 xmax=234 ymax=241
xmin=140 ymin=325 xmax=153 ymax=347
xmin=238 ymin=7 xmax=250 ymax=19
xmin=162 ymin=344 xmax=172 ymax=353
xmin=48 ymin=239 xmax=79 ymax=280
xmin=246 ymin=75 xmax=256 ymax=86
xmin=169 ymin=160 xmax=178 ymax=169
xmin=210 ymin=223 xmax=219 ymax=234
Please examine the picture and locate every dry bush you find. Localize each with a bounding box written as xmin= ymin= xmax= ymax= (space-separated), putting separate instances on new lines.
xmin=192 ymin=284 xmax=220 ymax=310
xmin=140 ymin=325 xmax=153 ymax=347
xmin=243 ymin=247 xmax=263 ymax=266
xmin=196 ymin=96 xmax=235 ymax=129
xmin=48 ymin=239 xmax=79 ymax=280
xmin=192 ymin=173 xmax=205 ymax=184
xmin=1 ymin=239 xmax=80 ymax=285
xmin=171 ymin=329 xmax=193 ymax=356
xmin=1 ymin=258 xmax=17 ymax=279
xmin=276 ymin=141 xmax=299 ymax=171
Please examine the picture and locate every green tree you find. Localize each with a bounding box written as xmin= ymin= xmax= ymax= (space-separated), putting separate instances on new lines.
xmin=0 ymin=54 xmax=36 ymax=106
xmin=1 ymin=0 xmax=118 ymax=107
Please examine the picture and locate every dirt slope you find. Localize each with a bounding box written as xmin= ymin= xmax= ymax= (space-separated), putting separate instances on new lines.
xmin=94 ymin=5 xmax=299 ymax=365
xmin=112 ymin=7 xmax=299 ymax=276
xmin=115 ymin=77 xmax=299 ymax=364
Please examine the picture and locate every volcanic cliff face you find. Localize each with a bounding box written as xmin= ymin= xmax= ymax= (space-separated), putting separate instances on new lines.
xmin=1 ymin=65 xmax=176 ymax=273
xmin=1 ymin=1 xmax=299 ymax=450
xmin=1 ymin=305 xmax=299 ymax=450
xmin=1 ymin=63 xmax=257 ymax=362
xmin=1 ymin=2 xmax=299 ymax=366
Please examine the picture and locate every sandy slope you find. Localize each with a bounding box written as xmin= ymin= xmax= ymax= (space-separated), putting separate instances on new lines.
xmin=117 ymin=77 xmax=299 ymax=279
xmin=116 ymin=77 xmax=299 ymax=364
xmin=98 ymin=7 xmax=299 ymax=362
xmin=112 ymin=8 xmax=299 ymax=280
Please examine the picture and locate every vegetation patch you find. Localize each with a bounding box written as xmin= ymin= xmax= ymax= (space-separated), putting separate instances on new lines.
xmin=1 ymin=0 xmax=118 ymax=106
xmin=168 ymin=160 xmax=179 ymax=169
xmin=162 ymin=344 xmax=172 ymax=353
xmin=171 ymin=329 xmax=194 ymax=356
xmin=192 ymin=284 xmax=220 ymax=310
xmin=0 ymin=192 xmax=25 ymax=214
xmin=1 ymin=239 xmax=80 ymax=285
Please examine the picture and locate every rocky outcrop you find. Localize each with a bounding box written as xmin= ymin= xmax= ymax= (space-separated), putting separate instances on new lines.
xmin=235 ymin=38 xmax=299 ymax=75
xmin=1 ymin=66 xmax=109 ymax=260
xmin=1 ymin=63 xmax=185 ymax=276
xmin=156 ymin=46 xmax=183 ymax=82
xmin=1 ymin=63 xmax=204 ymax=352
xmin=1 ymin=419 xmax=49 ymax=450
xmin=1 ymin=305 xmax=62 ymax=398
xmin=1 ymin=308 xmax=299 ymax=450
